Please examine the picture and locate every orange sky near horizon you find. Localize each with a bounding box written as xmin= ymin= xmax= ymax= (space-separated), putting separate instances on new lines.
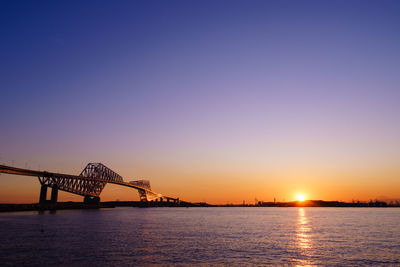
xmin=1 ymin=161 xmax=399 ymax=204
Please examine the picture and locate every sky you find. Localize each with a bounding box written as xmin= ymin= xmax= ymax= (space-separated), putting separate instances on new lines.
xmin=1 ymin=0 xmax=400 ymax=204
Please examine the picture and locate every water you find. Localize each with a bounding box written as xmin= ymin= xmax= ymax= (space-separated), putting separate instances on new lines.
xmin=0 ymin=207 xmax=399 ymax=266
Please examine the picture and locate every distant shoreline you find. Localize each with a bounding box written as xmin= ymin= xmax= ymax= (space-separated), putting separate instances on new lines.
xmin=0 ymin=199 xmax=399 ymax=212
xmin=217 ymin=199 xmax=399 ymax=208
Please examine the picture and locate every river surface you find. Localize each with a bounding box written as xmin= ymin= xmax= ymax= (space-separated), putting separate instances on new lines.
xmin=0 ymin=207 xmax=399 ymax=266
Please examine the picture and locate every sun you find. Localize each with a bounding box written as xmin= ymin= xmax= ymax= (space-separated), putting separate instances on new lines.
xmin=297 ymin=194 xmax=306 ymax=202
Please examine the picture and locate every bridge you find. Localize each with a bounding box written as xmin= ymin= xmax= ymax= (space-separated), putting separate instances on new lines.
xmin=0 ymin=163 xmax=180 ymax=205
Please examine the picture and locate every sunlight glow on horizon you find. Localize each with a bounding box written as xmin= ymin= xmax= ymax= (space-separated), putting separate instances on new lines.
xmin=297 ymin=194 xmax=306 ymax=202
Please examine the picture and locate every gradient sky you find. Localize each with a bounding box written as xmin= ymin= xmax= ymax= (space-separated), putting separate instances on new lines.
xmin=1 ymin=0 xmax=400 ymax=204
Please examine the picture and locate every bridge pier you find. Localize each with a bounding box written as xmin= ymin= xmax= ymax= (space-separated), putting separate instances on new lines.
xmin=84 ymin=196 xmax=100 ymax=205
xmin=51 ymin=186 xmax=58 ymax=204
xmin=39 ymin=185 xmax=48 ymax=204
xmin=39 ymin=185 xmax=58 ymax=205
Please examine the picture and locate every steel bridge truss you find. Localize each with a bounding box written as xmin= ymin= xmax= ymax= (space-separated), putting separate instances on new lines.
xmin=38 ymin=163 xmax=123 ymax=198
xmin=129 ymin=180 xmax=159 ymax=201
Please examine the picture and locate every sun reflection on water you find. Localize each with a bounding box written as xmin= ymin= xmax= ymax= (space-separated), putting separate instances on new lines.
xmin=295 ymin=208 xmax=313 ymax=266
xmin=297 ymin=208 xmax=311 ymax=250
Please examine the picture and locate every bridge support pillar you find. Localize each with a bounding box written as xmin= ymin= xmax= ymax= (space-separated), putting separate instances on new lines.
xmin=84 ymin=196 xmax=100 ymax=205
xmin=39 ymin=185 xmax=48 ymax=204
xmin=51 ymin=186 xmax=58 ymax=204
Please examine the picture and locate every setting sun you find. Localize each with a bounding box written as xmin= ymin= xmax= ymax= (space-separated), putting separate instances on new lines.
xmin=297 ymin=194 xmax=306 ymax=202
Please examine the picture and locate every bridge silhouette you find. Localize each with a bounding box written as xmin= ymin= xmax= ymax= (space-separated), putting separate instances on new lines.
xmin=0 ymin=163 xmax=179 ymax=205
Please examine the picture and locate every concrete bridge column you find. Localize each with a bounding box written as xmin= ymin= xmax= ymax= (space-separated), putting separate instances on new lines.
xmin=39 ymin=185 xmax=47 ymax=204
xmin=84 ymin=196 xmax=100 ymax=205
xmin=51 ymin=186 xmax=58 ymax=204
